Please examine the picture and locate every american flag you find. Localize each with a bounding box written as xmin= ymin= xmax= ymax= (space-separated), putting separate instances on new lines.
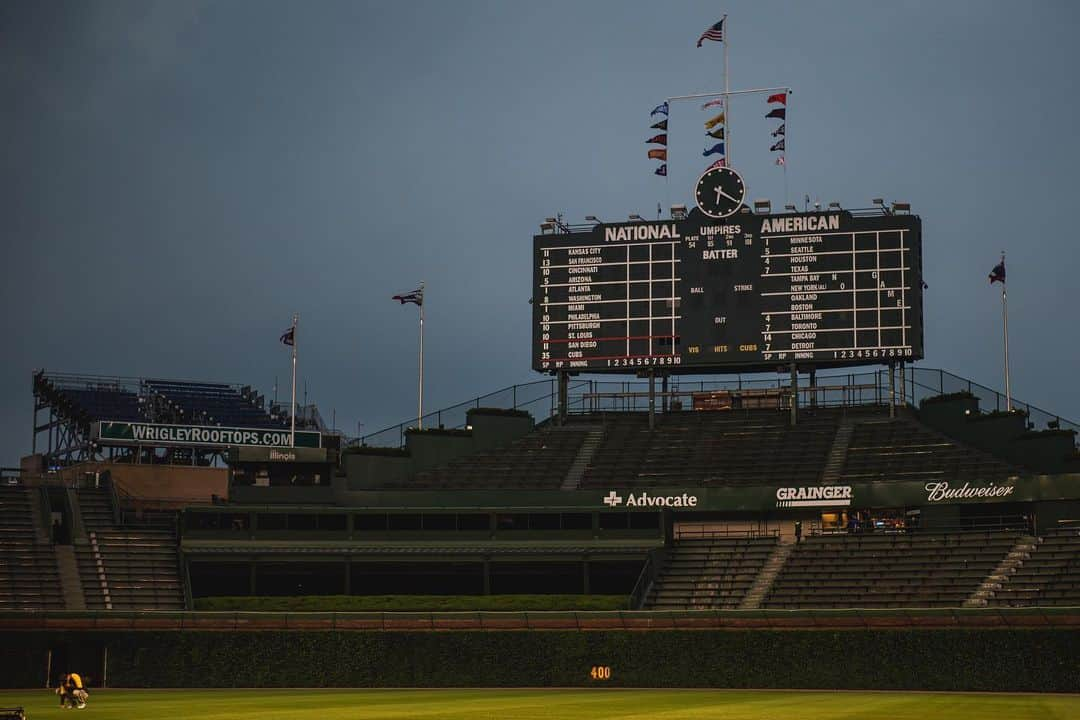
xmin=696 ymin=17 xmax=725 ymax=47
xmin=279 ymin=325 xmax=295 ymax=346
xmin=989 ymin=258 xmax=1006 ymax=285
xmin=393 ymin=287 xmax=424 ymax=306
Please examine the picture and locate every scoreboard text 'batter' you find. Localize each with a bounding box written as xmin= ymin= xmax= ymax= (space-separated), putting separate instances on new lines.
xmin=532 ymin=209 xmax=923 ymax=373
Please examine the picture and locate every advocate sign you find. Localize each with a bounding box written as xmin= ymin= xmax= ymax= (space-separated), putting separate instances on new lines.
xmin=94 ymin=421 xmax=321 ymax=449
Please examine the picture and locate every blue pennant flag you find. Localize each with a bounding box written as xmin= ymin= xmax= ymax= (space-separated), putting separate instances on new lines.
xmin=651 ymin=102 xmax=669 ymax=116
xmin=703 ymin=142 xmax=725 ymax=157
xmin=654 ymin=164 xmax=667 ymax=176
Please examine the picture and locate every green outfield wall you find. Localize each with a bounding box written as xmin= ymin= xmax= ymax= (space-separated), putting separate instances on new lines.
xmin=2 ymin=628 xmax=1076 ymax=692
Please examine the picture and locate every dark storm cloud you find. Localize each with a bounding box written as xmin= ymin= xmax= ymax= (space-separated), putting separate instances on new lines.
xmin=1 ymin=0 xmax=1078 ymax=464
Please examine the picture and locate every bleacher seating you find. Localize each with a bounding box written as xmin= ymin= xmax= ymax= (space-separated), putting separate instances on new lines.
xmin=394 ymin=425 xmax=592 ymax=489
xmin=146 ymin=379 xmax=283 ymax=429
xmin=644 ymin=535 xmax=778 ymax=609
xmin=58 ymin=387 xmax=142 ymax=423
xmin=0 ymin=487 xmax=63 ymax=609
xmin=839 ymin=413 xmax=1019 ymax=482
xmin=75 ymin=488 xmax=184 ymax=610
xmin=372 ymin=404 xmax=1029 ymax=492
xmin=580 ymin=409 xmax=840 ymax=488
xmin=764 ymin=530 xmax=1020 ymax=608
xmin=988 ymin=527 xmax=1080 ymax=607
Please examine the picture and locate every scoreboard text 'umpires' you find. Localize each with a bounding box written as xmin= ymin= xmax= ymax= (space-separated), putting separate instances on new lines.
xmin=532 ymin=209 xmax=923 ymax=373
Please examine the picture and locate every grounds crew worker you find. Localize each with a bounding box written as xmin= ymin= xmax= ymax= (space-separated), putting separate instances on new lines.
xmin=56 ymin=672 xmax=87 ymax=709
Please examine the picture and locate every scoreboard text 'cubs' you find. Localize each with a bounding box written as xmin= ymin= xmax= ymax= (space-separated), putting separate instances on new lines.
xmin=533 ymin=206 xmax=923 ymax=374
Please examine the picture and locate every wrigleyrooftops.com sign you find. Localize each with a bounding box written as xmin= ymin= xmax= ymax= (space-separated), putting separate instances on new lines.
xmin=93 ymin=421 xmax=321 ymax=449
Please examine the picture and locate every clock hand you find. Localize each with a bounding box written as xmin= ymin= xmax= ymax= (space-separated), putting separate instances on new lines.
xmin=716 ymin=188 xmax=740 ymax=203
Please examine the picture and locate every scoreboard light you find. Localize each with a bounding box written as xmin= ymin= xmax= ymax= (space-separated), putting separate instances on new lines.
xmin=532 ymin=207 xmax=924 ymax=374
xmin=753 ymin=199 xmax=772 ymax=213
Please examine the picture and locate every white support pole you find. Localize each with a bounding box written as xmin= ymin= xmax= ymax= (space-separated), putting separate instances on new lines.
xmin=418 ymin=283 xmax=425 ymax=430
xmin=290 ymin=313 xmax=298 ymax=447
xmin=723 ymin=15 xmax=730 ymax=165
xmin=1002 ymin=286 xmax=1012 ymax=412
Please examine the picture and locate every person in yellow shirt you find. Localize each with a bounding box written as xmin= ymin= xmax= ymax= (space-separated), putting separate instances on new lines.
xmin=56 ymin=673 xmax=87 ymax=709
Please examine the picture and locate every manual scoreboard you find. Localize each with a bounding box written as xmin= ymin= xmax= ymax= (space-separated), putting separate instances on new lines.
xmin=532 ymin=209 xmax=923 ymax=373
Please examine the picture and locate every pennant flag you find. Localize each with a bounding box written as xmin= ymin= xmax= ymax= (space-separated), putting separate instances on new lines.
xmin=989 ymin=258 xmax=1006 ymax=285
xmin=651 ymin=102 xmax=669 ymax=116
xmin=772 ymin=123 xmax=786 ymax=137
xmin=654 ymin=164 xmax=667 ymax=176
xmin=393 ymin=287 xmax=424 ymax=306
xmin=775 ymin=156 xmax=786 ymax=166
xmin=280 ymin=325 xmax=295 ymax=346
xmin=704 ymin=111 xmax=726 ymax=130
xmin=766 ymin=108 xmax=786 ymax=120
xmin=767 ymin=92 xmax=787 ymax=105
xmin=650 ymin=119 xmax=668 ymax=131
xmin=707 ymin=127 xmax=725 ymax=140
xmin=707 ymin=158 xmax=727 ymax=170
xmin=702 ymin=97 xmax=725 ymax=110
xmin=646 ymin=134 xmax=668 ymax=145
xmin=770 ymin=139 xmax=785 ymax=152
xmin=696 ymin=17 xmax=725 ymax=47
xmin=703 ymin=142 xmax=725 ymax=157
xmin=647 ymin=148 xmax=667 ymax=161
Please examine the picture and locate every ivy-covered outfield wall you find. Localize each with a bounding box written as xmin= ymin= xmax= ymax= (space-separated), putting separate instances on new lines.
xmin=2 ymin=629 xmax=1077 ymax=692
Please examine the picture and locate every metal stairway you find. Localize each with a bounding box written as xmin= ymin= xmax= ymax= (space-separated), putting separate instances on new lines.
xmin=738 ymin=540 xmax=795 ymax=609
xmin=561 ymin=427 xmax=605 ymax=490
xmin=821 ymin=418 xmax=855 ymax=483
xmin=964 ymin=535 xmax=1037 ymax=607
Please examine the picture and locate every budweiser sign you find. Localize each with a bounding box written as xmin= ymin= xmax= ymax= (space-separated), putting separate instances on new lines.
xmin=924 ymin=481 xmax=1015 ymax=502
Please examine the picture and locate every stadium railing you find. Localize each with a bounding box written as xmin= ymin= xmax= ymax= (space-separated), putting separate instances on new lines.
xmin=354 ymin=368 xmax=1078 ymax=449
xmin=2 ymin=606 xmax=1078 ymax=631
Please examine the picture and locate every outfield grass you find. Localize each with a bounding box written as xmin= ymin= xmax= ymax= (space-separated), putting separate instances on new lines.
xmin=1 ymin=688 xmax=1077 ymax=720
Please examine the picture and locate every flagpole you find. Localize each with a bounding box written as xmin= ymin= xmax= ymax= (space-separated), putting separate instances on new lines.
xmin=1001 ymin=272 xmax=1012 ymax=412
xmin=723 ymin=14 xmax=730 ymax=166
xmin=290 ymin=312 xmax=298 ymax=447
xmin=418 ymin=282 xmax=425 ymax=430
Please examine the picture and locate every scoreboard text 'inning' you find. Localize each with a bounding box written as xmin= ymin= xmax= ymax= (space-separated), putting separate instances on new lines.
xmin=532 ymin=209 xmax=923 ymax=373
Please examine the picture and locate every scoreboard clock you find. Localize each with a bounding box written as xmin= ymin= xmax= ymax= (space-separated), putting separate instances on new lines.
xmin=695 ymin=166 xmax=746 ymax=218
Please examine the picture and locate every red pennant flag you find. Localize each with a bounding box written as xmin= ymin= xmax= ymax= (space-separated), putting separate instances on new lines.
xmin=647 ymin=148 xmax=667 ymax=161
xmin=646 ymin=134 xmax=668 ymax=145
xmin=767 ymin=92 xmax=787 ymax=105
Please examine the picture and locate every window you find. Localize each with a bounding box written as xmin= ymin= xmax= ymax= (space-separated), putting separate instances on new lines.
xmin=388 ymin=514 xmax=422 ymax=531
xmin=354 ymin=514 xmax=387 ymax=531
xmin=457 ymin=514 xmax=490 ymax=531
xmin=257 ymin=513 xmax=287 ymax=531
xmin=599 ymin=513 xmax=629 ymax=530
xmin=422 ymin=514 xmax=456 ymax=531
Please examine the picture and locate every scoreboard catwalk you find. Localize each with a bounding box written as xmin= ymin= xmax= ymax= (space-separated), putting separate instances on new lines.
xmin=533 ymin=209 xmax=923 ymax=373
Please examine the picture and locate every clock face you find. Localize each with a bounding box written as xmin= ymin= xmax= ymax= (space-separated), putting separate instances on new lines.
xmin=695 ymin=167 xmax=746 ymax=218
